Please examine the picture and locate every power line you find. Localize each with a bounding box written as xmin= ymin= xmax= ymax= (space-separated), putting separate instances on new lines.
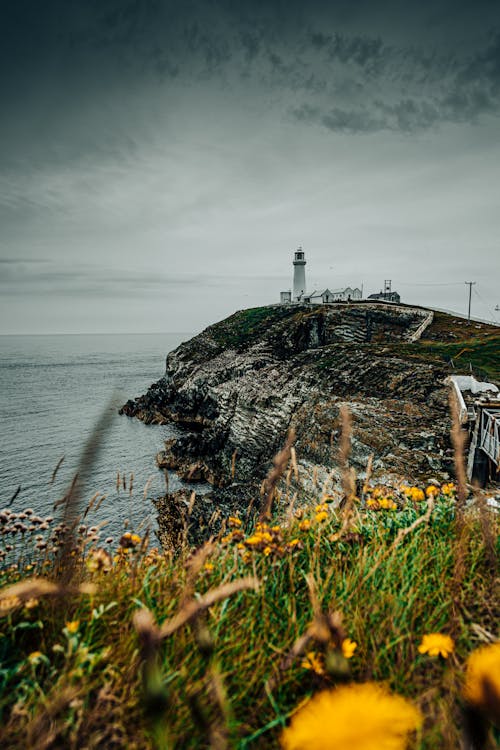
xmin=473 ymin=286 xmax=499 ymax=324
xmin=393 ymin=281 xmax=464 ymax=287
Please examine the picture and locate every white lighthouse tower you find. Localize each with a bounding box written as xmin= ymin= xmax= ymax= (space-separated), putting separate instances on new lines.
xmin=293 ymin=246 xmax=306 ymax=301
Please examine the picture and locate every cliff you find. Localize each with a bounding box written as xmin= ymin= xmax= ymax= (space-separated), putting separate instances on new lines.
xmin=120 ymin=303 xmax=500 ymax=546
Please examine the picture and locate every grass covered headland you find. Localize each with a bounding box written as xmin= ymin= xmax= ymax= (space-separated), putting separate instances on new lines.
xmin=1 ymin=420 xmax=499 ymax=749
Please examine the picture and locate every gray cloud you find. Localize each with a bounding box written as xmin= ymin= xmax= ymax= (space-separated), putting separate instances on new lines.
xmin=0 ymin=1 xmax=499 ymax=333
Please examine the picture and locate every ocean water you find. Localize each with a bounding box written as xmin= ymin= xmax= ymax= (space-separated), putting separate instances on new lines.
xmin=0 ymin=333 xmax=193 ymax=541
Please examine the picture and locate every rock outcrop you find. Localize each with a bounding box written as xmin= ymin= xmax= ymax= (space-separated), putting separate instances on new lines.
xmin=120 ymin=302 xmax=497 ymax=545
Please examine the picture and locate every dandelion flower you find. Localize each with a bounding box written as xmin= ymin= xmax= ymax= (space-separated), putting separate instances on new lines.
xmin=65 ymin=620 xmax=80 ymax=634
xmin=409 ymin=487 xmax=425 ymax=502
xmin=301 ymin=651 xmax=325 ymax=675
xmin=315 ymin=511 xmax=328 ymax=523
xmin=417 ymin=633 xmax=454 ymax=658
xmin=463 ymin=642 xmax=500 ymax=725
xmin=342 ymin=638 xmax=358 ymax=659
xmin=299 ymin=519 xmax=311 ymax=531
xmin=28 ymin=651 xmax=43 ymax=663
xmin=281 ymin=682 xmax=422 ymax=750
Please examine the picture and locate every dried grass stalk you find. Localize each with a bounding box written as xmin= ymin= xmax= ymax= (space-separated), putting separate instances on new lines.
xmin=259 ymin=428 xmax=296 ymax=521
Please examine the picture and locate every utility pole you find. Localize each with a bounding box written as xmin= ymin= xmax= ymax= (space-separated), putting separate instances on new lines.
xmin=465 ymin=281 xmax=476 ymax=321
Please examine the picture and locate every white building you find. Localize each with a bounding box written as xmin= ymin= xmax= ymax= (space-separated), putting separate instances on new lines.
xmin=280 ymin=249 xmax=362 ymax=304
xmin=303 ymin=287 xmax=362 ymax=303
xmin=292 ymin=247 xmax=306 ymax=301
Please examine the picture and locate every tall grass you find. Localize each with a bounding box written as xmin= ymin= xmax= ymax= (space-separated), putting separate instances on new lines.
xmin=0 ymin=477 xmax=498 ymax=748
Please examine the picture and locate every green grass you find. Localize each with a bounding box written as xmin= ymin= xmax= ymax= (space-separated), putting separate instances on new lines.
xmin=0 ymin=489 xmax=498 ymax=749
xmin=208 ymin=306 xmax=296 ymax=350
xmin=416 ymin=335 xmax=500 ymax=381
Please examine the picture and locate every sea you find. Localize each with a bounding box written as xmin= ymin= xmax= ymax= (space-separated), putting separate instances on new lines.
xmin=0 ymin=333 xmax=194 ymax=543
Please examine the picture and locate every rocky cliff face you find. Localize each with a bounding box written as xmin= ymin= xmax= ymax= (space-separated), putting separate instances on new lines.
xmin=120 ymin=303 xmax=474 ymax=545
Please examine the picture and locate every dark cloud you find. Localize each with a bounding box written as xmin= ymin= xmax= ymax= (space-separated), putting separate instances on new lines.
xmin=0 ymin=1 xmax=499 ymax=333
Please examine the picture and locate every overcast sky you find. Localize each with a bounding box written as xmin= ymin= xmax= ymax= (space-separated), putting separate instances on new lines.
xmin=1 ymin=0 xmax=499 ymax=334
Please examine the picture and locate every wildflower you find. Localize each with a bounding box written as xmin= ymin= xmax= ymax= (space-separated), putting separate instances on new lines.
xmin=87 ymin=548 xmax=112 ymax=573
xmin=119 ymin=532 xmax=141 ymax=549
xmin=301 ymin=651 xmax=325 ymax=675
xmin=441 ymin=482 xmax=456 ymax=496
xmin=299 ymin=519 xmax=311 ymax=531
xmin=203 ymin=562 xmax=214 ymax=572
xmin=342 ymin=638 xmax=358 ymax=659
xmin=366 ymin=498 xmax=378 ymax=509
xmin=65 ymin=620 xmax=80 ymax=634
xmin=463 ymin=642 xmax=500 ymax=725
xmin=244 ymin=535 xmax=263 ymax=547
xmin=28 ymin=651 xmax=43 ymax=663
xmin=315 ymin=503 xmax=328 ymax=513
xmin=280 ymin=682 xmax=422 ymax=750
xmin=425 ymin=485 xmax=439 ymax=498
xmin=315 ymin=511 xmax=328 ymax=523
xmin=417 ymin=633 xmax=454 ymax=658
xmin=263 ymin=546 xmax=272 ymax=556
xmin=409 ymin=487 xmax=425 ymax=502
xmin=228 ymin=516 xmax=242 ymax=528
xmin=377 ymin=497 xmax=395 ymax=510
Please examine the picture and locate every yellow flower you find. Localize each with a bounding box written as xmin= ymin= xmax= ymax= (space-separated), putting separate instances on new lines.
xmin=379 ymin=497 xmax=397 ymax=510
xmin=244 ymin=535 xmax=263 ymax=547
xmin=299 ymin=519 xmax=311 ymax=531
xmin=342 ymin=638 xmax=358 ymax=659
xmin=315 ymin=503 xmax=328 ymax=513
xmin=366 ymin=498 xmax=378 ymax=509
xmin=263 ymin=546 xmax=272 ymax=556
xmin=417 ymin=633 xmax=454 ymax=658
xmin=65 ymin=620 xmax=80 ymax=634
xmin=119 ymin=532 xmax=141 ymax=548
xmin=463 ymin=642 xmax=500 ymax=725
xmin=408 ymin=487 xmax=425 ymax=502
xmin=315 ymin=511 xmax=328 ymax=523
xmin=28 ymin=651 xmax=43 ymax=662
xmin=280 ymin=682 xmax=422 ymax=750
xmin=228 ymin=516 xmax=242 ymax=527
xmin=301 ymin=651 xmax=325 ymax=675
xmin=441 ymin=482 xmax=456 ymax=496
xmin=425 ymin=485 xmax=439 ymax=497
xmin=203 ymin=562 xmax=214 ymax=571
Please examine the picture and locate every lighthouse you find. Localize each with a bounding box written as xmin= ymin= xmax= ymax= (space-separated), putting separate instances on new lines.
xmin=293 ymin=247 xmax=306 ymax=301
